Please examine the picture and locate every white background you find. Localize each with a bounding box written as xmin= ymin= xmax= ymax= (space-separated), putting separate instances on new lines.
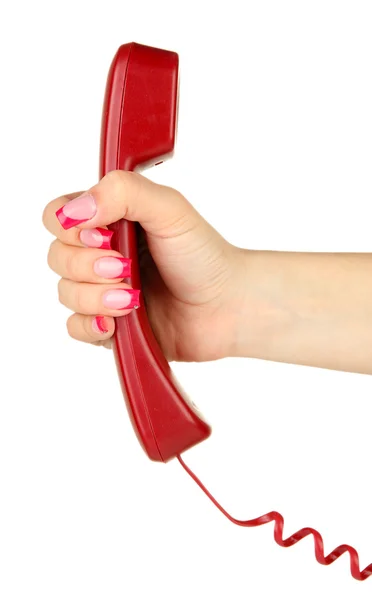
xmin=1 ymin=1 xmax=372 ymax=598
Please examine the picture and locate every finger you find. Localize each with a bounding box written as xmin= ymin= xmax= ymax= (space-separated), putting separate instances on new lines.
xmin=58 ymin=279 xmax=141 ymax=316
xmin=42 ymin=193 xmax=113 ymax=249
xmin=54 ymin=170 xmax=203 ymax=238
xmin=66 ymin=313 xmax=115 ymax=343
xmin=47 ymin=239 xmax=131 ymax=283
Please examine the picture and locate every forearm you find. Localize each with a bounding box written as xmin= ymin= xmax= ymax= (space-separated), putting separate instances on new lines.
xmin=231 ymin=250 xmax=372 ymax=374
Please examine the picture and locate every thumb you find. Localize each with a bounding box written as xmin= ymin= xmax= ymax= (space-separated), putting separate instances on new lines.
xmin=56 ymin=170 xmax=202 ymax=238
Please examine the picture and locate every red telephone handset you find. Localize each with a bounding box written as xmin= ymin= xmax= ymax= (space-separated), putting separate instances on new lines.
xmin=99 ymin=42 xmax=211 ymax=462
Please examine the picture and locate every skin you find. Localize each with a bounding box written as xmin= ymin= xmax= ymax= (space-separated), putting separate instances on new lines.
xmin=43 ymin=170 xmax=372 ymax=374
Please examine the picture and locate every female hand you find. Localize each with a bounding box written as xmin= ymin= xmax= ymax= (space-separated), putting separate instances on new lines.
xmin=42 ymin=170 xmax=245 ymax=362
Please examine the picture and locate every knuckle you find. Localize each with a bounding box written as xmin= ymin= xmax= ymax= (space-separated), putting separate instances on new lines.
xmin=166 ymin=185 xmax=184 ymax=202
xmin=41 ymin=204 xmax=49 ymax=228
xmin=104 ymin=169 xmax=132 ymax=188
xmin=66 ymin=315 xmax=83 ymax=342
xmin=102 ymin=170 xmax=140 ymax=218
xmin=42 ymin=200 xmax=55 ymax=229
xmin=46 ymin=240 xmax=56 ymax=269
xmin=57 ymin=278 xmax=65 ymax=305
xmin=66 ymin=315 xmax=75 ymax=337
xmin=102 ymin=170 xmax=129 ymax=202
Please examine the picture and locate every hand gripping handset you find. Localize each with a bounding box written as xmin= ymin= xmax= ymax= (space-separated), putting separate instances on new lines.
xmin=99 ymin=43 xmax=372 ymax=582
xmin=99 ymin=42 xmax=211 ymax=462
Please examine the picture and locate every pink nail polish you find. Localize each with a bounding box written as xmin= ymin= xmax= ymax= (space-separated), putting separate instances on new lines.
xmin=102 ymin=289 xmax=140 ymax=310
xmin=80 ymin=228 xmax=113 ymax=249
xmin=56 ymin=193 xmax=97 ymax=229
xmin=92 ymin=315 xmax=109 ymax=334
xmin=94 ymin=257 xmax=131 ymax=279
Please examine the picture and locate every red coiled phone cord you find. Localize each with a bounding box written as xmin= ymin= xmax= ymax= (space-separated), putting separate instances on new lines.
xmin=177 ymin=455 xmax=372 ymax=582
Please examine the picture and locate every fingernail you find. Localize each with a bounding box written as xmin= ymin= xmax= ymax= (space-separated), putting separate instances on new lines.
xmin=102 ymin=289 xmax=140 ymax=310
xmin=92 ymin=315 xmax=109 ymax=334
xmin=80 ymin=228 xmax=113 ymax=249
xmin=56 ymin=193 xmax=97 ymax=229
xmin=94 ymin=257 xmax=131 ymax=279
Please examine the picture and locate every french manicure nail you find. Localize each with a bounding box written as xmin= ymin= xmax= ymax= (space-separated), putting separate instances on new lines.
xmin=94 ymin=257 xmax=131 ymax=279
xmin=80 ymin=228 xmax=113 ymax=249
xmin=92 ymin=315 xmax=109 ymax=334
xmin=56 ymin=193 xmax=97 ymax=229
xmin=102 ymin=289 xmax=140 ymax=310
